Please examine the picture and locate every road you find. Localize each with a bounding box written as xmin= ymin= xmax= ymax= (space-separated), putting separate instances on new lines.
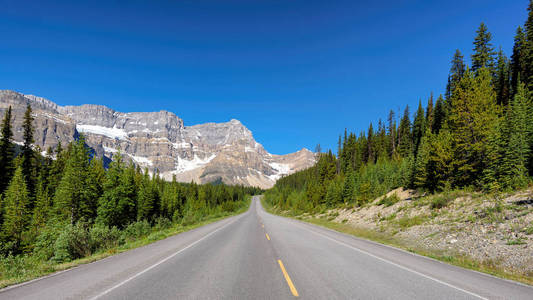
xmin=1 ymin=196 xmax=531 ymax=299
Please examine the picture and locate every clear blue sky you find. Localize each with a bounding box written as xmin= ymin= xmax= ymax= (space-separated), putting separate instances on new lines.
xmin=0 ymin=0 xmax=527 ymax=154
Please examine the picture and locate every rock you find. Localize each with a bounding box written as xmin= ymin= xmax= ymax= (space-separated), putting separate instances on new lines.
xmin=0 ymin=90 xmax=316 ymax=188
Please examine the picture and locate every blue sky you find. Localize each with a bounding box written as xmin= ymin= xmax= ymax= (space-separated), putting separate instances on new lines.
xmin=0 ymin=0 xmax=527 ymax=154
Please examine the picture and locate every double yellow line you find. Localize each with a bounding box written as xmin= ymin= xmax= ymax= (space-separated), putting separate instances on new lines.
xmin=262 ymin=222 xmax=299 ymax=297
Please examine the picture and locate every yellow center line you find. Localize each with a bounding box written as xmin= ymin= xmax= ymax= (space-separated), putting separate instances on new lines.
xmin=265 ymin=233 xmax=271 ymax=240
xmin=278 ymin=259 xmax=299 ymax=297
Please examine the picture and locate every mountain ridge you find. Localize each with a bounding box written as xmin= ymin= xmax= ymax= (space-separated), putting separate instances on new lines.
xmin=0 ymin=90 xmax=315 ymax=188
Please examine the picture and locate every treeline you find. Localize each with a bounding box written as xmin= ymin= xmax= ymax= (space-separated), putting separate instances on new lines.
xmin=0 ymin=104 xmax=260 ymax=260
xmin=266 ymin=2 xmax=533 ymax=211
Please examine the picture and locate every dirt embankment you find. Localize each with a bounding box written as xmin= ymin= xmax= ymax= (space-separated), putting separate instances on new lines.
xmin=316 ymin=187 xmax=533 ymax=278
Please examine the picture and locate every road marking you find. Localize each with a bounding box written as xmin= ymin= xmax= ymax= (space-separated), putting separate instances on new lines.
xmin=292 ymin=222 xmax=488 ymax=300
xmin=278 ymin=259 xmax=299 ymax=297
xmin=262 ymin=224 xmax=264 ymax=228
xmin=88 ymin=216 xmax=240 ymax=300
xmin=265 ymin=233 xmax=270 ymax=240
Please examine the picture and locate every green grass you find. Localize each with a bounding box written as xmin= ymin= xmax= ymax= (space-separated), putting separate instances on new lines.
xmin=261 ymin=196 xmax=533 ymax=286
xmin=0 ymin=197 xmax=251 ymax=289
xmin=396 ymin=215 xmax=428 ymax=229
xmin=377 ymin=193 xmax=400 ymax=207
xmin=506 ymin=238 xmax=527 ymax=245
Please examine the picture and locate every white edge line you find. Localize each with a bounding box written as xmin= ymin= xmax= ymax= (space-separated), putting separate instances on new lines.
xmin=291 ymin=221 xmax=488 ymax=300
xmin=88 ymin=215 xmax=241 ymax=300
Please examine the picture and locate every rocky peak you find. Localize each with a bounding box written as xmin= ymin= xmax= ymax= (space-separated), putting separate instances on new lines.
xmin=0 ymin=90 xmax=316 ymax=188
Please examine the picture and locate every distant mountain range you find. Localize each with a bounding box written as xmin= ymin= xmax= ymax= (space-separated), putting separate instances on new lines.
xmin=0 ymin=90 xmax=315 ymax=188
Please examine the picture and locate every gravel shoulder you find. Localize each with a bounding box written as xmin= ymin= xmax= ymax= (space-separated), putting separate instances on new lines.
xmin=299 ymin=188 xmax=533 ymax=285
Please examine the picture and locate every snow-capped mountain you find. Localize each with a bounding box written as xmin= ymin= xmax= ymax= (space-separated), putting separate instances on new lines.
xmin=0 ymin=90 xmax=315 ymax=188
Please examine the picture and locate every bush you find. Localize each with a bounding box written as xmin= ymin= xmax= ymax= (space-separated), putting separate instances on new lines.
xmin=153 ymin=217 xmax=172 ymax=231
xmin=53 ymin=223 xmax=91 ymax=263
xmin=89 ymin=224 xmax=120 ymax=252
xmin=377 ymin=193 xmax=400 ymax=207
xmin=120 ymin=220 xmax=151 ymax=242
xmin=429 ymin=193 xmax=457 ymax=209
xmin=33 ymin=225 xmax=62 ymax=260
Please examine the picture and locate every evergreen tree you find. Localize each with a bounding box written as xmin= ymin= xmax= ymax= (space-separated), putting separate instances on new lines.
xmin=426 ymin=93 xmax=434 ymax=132
xmin=432 ymin=95 xmax=446 ymax=134
xmin=21 ymin=104 xmax=36 ymax=200
xmin=96 ymin=154 xmax=137 ymax=228
xmin=2 ymin=167 xmax=30 ymax=250
xmin=0 ymin=106 xmax=14 ymax=193
xmin=447 ymin=68 xmax=501 ymax=186
xmin=524 ymin=0 xmax=533 ymax=91
xmin=397 ymin=105 xmax=412 ymax=157
xmin=387 ymin=110 xmax=396 ymax=157
xmin=366 ymin=123 xmax=375 ymax=163
xmin=412 ymin=100 xmax=426 ymax=157
xmin=511 ymin=26 xmax=526 ymax=95
xmin=500 ymin=82 xmax=530 ymax=188
xmin=494 ymin=49 xmax=511 ymax=106
xmin=446 ymin=50 xmax=466 ymax=99
xmin=53 ymin=136 xmax=96 ymax=224
xmin=413 ymin=129 xmax=432 ymax=189
xmin=32 ymin=170 xmax=52 ymax=230
xmin=426 ymin=130 xmax=454 ymax=191
xmin=471 ymin=23 xmax=496 ymax=74
xmin=137 ymin=171 xmax=158 ymax=221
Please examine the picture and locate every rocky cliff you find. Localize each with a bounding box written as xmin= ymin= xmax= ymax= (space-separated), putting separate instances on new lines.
xmin=0 ymin=90 xmax=315 ymax=188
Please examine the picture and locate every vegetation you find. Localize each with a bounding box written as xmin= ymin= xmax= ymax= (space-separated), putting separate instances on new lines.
xmin=266 ymin=1 xmax=533 ymax=212
xmin=0 ymin=105 xmax=259 ymax=286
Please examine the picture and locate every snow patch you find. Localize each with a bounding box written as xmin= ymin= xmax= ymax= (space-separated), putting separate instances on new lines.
xmin=173 ymin=142 xmax=192 ymax=149
xmin=129 ymin=154 xmax=153 ymax=166
xmin=175 ymin=154 xmax=216 ymax=172
xmin=77 ymin=124 xmax=128 ymax=140
xmin=103 ymin=146 xmax=118 ymax=153
xmin=268 ymin=162 xmax=292 ymax=181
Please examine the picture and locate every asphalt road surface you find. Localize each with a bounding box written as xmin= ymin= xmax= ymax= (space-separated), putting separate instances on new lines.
xmin=1 ymin=196 xmax=532 ymax=299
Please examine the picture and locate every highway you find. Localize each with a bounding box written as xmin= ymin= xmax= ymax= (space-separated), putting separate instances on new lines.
xmin=1 ymin=196 xmax=531 ymax=299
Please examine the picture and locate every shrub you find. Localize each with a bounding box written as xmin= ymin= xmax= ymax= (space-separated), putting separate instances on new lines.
xmin=397 ymin=215 xmax=427 ymax=229
xmin=53 ymin=223 xmax=91 ymax=263
xmin=377 ymin=193 xmax=400 ymax=207
xmin=153 ymin=217 xmax=172 ymax=231
xmin=89 ymin=224 xmax=120 ymax=252
xmin=33 ymin=225 xmax=62 ymax=261
xmin=121 ymin=220 xmax=151 ymax=242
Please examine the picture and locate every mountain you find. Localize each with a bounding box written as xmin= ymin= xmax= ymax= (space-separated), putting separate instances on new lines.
xmin=0 ymin=90 xmax=315 ymax=188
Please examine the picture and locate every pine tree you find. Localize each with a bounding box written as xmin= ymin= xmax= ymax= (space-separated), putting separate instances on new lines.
xmin=499 ymin=82 xmax=530 ymax=188
xmin=426 ymin=130 xmax=454 ymax=191
xmin=397 ymin=105 xmax=412 ymax=157
xmin=413 ymin=129 xmax=432 ymax=189
xmin=524 ymin=0 xmax=533 ymax=91
xmin=53 ymin=136 xmax=96 ymax=224
xmin=471 ymin=23 xmax=496 ymax=74
xmin=426 ymin=93 xmax=434 ymax=132
xmin=96 ymin=153 xmax=137 ymax=228
xmin=511 ymin=27 xmax=526 ymax=95
xmin=137 ymin=171 xmax=157 ymax=220
xmin=387 ymin=110 xmax=396 ymax=157
xmin=448 ymin=68 xmax=501 ymax=186
xmin=447 ymin=50 xmax=466 ymax=99
xmin=494 ymin=49 xmax=511 ymax=106
xmin=366 ymin=123 xmax=375 ymax=163
xmin=432 ymin=95 xmax=446 ymax=134
xmin=21 ymin=104 xmax=36 ymax=200
xmin=0 ymin=106 xmax=14 ymax=193
xmin=412 ymin=100 xmax=426 ymax=157
xmin=32 ymin=171 xmax=51 ymax=230
xmin=2 ymin=167 xmax=30 ymax=250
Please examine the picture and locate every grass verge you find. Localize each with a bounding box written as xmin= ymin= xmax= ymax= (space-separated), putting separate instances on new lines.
xmin=0 ymin=197 xmax=251 ymax=289
xmin=261 ymin=197 xmax=533 ymax=286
